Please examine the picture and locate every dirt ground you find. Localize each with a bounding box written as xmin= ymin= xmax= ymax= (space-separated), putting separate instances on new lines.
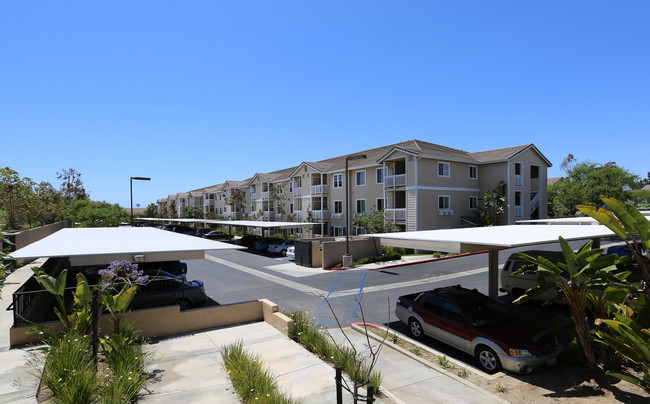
xmin=364 ymin=325 xmax=649 ymax=404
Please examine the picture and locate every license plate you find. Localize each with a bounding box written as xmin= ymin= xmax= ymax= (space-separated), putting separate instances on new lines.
xmin=547 ymin=357 xmax=557 ymax=367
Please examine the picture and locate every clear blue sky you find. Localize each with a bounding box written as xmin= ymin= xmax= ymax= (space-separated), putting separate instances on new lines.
xmin=2 ymin=1 xmax=648 ymax=208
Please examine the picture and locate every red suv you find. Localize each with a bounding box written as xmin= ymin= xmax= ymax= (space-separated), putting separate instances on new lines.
xmin=395 ymin=285 xmax=562 ymax=373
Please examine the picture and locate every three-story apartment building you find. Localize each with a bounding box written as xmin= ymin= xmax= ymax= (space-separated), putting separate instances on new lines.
xmin=157 ymin=139 xmax=551 ymax=235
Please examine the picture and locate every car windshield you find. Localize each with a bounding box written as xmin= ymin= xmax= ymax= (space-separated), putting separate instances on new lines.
xmin=463 ymin=298 xmax=515 ymax=328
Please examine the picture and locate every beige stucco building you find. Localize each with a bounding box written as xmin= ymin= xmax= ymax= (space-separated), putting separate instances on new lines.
xmin=157 ymin=140 xmax=551 ymax=235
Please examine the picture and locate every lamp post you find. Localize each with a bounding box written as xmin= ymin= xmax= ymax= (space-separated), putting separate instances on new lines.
xmin=343 ymin=153 xmax=367 ymax=267
xmin=130 ymin=176 xmax=151 ymax=226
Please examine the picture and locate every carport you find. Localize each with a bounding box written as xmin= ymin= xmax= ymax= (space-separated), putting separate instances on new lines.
xmin=10 ymin=226 xmax=242 ymax=266
xmin=137 ymin=217 xmax=315 ymax=238
xmin=369 ymin=225 xmax=616 ymax=298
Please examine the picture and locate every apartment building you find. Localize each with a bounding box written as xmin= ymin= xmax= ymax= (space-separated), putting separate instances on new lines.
xmin=157 ymin=140 xmax=551 ymax=235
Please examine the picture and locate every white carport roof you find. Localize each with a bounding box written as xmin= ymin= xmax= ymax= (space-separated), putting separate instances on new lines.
xmin=368 ymin=225 xmax=616 ymax=298
xmin=138 ymin=218 xmax=315 ymax=229
xmin=10 ymin=227 xmax=243 ymax=266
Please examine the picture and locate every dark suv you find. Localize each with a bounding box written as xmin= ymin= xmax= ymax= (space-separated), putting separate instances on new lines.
xmin=130 ymin=270 xmax=207 ymax=310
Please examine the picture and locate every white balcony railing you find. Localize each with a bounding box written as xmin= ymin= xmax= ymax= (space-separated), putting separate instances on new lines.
xmin=295 ymin=211 xmax=303 ymax=220
xmin=250 ymin=192 xmax=257 ymax=200
xmin=311 ymin=184 xmax=329 ymax=195
xmin=312 ymin=210 xmax=329 ymax=220
xmin=262 ymin=191 xmax=270 ymax=199
xmin=515 ymin=206 xmax=524 ymax=218
xmin=293 ymin=187 xmax=302 ymax=197
xmin=514 ymin=175 xmax=523 ymax=187
xmin=384 ymin=174 xmax=406 ymax=188
xmin=385 ymin=208 xmax=407 ymax=222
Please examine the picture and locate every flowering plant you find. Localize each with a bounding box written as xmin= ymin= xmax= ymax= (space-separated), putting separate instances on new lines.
xmin=99 ymin=260 xmax=149 ymax=333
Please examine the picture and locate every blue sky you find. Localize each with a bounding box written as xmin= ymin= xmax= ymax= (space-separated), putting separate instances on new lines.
xmin=2 ymin=1 xmax=649 ymax=208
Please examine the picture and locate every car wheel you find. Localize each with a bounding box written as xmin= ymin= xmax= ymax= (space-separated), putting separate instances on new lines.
xmin=476 ymin=346 xmax=501 ymax=373
xmin=281 ymin=249 xmax=287 ymax=256
xmin=177 ymin=299 xmax=192 ymax=310
xmin=408 ymin=319 xmax=423 ymax=339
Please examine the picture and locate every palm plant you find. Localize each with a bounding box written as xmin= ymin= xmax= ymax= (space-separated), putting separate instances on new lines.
xmin=515 ymin=237 xmax=626 ymax=370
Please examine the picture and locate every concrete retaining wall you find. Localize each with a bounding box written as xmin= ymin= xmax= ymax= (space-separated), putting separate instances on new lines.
xmin=10 ymin=298 xmax=294 ymax=347
xmin=321 ymin=237 xmax=382 ymax=268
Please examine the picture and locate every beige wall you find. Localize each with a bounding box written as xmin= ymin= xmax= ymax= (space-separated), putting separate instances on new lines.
xmin=10 ymin=299 xmax=294 ymax=347
xmin=321 ymin=237 xmax=383 ymax=268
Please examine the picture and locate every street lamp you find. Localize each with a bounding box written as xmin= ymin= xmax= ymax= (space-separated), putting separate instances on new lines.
xmin=343 ymin=153 xmax=367 ymax=267
xmin=130 ymin=176 xmax=151 ymax=226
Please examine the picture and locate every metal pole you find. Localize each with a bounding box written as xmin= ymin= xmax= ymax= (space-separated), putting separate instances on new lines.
xmin=130 ymin=177 xmax=134 ymax=227
xmin=92 ymin=288 xmax=100 ymax=368
xmin=335 ymin=366 xmax=343 ymax=404
xmin=346 ymin=157 xmax=350 ymax=255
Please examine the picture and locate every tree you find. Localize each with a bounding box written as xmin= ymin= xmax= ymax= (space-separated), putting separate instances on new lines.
xmin=143 ymin=203 xmax=158 ymax=218
xmin=34 ymin=181 xmax=66 ymax=226
xmin=483 ymin=181 xmax=507 ymax=225
xmin=225 ymin=189 xmax=245 ymax=219
xmin=352 ymin=209 xmax=400 ymax=234
xmin=182 ymin=206 xmax=204 ymax=219
xmin=0 ymin=167 xmax=37 ymax=230
xmin=57 ymin=168 xmax=89 ymax=204
xmin=549 ymin=157 xmax=639 ymax=217
xmin=66 ymin=200 xmax=129 ymax=227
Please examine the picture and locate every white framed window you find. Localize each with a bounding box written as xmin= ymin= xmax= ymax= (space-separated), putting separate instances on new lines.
xmin=355 ymin=170 xmax=366 ymax=186
xmin=250 ymin=205 xmax=255 ymax=213
xmin=468 ymin=165 xmax=478 ymax=180
xmin=376 ymin=197 xmax=386 ymax=211
xmin=354 ymin=227 xmax=368 ymax=236
xmin=289 ymin=181 xmax=294 ymax=193
xmin=515 ymin=191 xmax=523 ymax=218
xmin=438 ymin=162 xmax=450 ymax=177
xmin=438 ymin=195 xmax=451 ymax=210
xmin=332 ymin=226 xmax=345 ymax=236
xmin=356 ymin=199 xmax=366 ymax=214
xmin=333 ymin=173 xmax=343 ymax=188
xmin=469 ymin=196 xmax=479 ymax=210
xmin=333 ymin=200 xmax=343 ymax=215
xmin=376 ymin=167 xmax=384 ymax=184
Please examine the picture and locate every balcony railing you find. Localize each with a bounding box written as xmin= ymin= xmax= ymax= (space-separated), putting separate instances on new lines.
xmin=295 ymin=211 xmax=303 ymax=220
xmin=514 ymin=206 xmax=524 ymax=218
xmin=311 ymin=185 xmax=329 ymax=195
xmin=312 ymin=210 xmax=329 ymax=220
xmin=514 ymin=175 xmax=523 ymax=187
xmin=384 ymin=174 xmax=406 ymax=188
xmin=262 ymin=191 xmax=270 ymax=199
xmin=293 ymin=187 xmax=302 ymax=197
xmin=385 ymin=208 xmax=406 ymax=222
xmin=250 ymin=192 xmax=257 ymax=200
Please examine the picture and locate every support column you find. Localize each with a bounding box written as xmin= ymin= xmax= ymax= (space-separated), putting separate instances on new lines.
xmin=488 ymin=250 xmax=500 ymax=299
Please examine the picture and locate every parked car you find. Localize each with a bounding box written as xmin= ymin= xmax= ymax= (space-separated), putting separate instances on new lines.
xmin=236 ymin=234 xmax=262 ymax=249
xmin=194 ymin=228 xmax=213 ymax=237
xmin=172 ymin=226 xmax=195 ymax=235
xmin=268 ymin=240 xmax=295 ymax=255
xmin=138 ymin=260 xmax=188 ymax=278
xmin=286 ymin=246 xmax=295 ymax=260
xmin=499 ymin=250 xmax=566 ymax=300
xmin=203 ymin=230 xmax=230 ymax=240
xmin=395 ymin=285 xmax=562 ymax=373
xmin=130 ymin=270 xmax=207 ymax=310
xmin=161 ymin=224 xmax=176 ymax=231
xmin=254 ymin=238 xmax=274 ymax=252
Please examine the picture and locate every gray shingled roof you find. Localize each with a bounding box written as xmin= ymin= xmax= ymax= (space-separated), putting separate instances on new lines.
xmin=469 ymin=144 xmax=533 ymax=163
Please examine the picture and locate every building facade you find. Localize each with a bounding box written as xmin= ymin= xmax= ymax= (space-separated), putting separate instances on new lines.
xmin=157 ymin=140 xmax=551 ymax=234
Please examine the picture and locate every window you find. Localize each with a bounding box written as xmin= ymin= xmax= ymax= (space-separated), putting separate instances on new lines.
xmin=469 ymin=196 xmax=479 ymax=210
xmin=333 ymin=173 xmax=343 ymax=188
xmin=438 ymin=162 xmax=450 ymax=177
xmin=355 ymin=170 xmax=366 ymax=186
xmin=438 ymin=195 xmax=450 ymax=210
xmin=356 ymin=199 xmax=366 ymax=213
xmin=376 ymin=167 xmax=384 ymax=184
xmin=332 ymin=226 xmax=345 ymax=236
xmin=354 ymin=227 xmax=368 ymax=236
xmin=289 ymin=203 xmax=294 ymax=214
xmin=515 ymin=162 xmax=522 ymax=176
xmin=468 ymin=165 xmax=477 ymax=180
xmin=334 ymin=200 xmax=343 ymax=215
xmin=289 ymin=181 xmax=294 ymax=192
xmin=376 ymin=197 xmax=386 ymax=211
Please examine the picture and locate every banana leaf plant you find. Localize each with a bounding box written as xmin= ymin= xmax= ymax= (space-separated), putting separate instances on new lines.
xmin=579 ymin=196 xmax=650 ymax=304
xmin=32 ymin=268 xmax=71 ymax=331
xmin=594 ymin=305 xmax=650 ymax=393
xmin=514 ymin=237 xmax=630 ymax=370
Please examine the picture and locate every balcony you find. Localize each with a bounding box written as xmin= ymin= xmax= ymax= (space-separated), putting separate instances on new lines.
xmin=250 ymin=192 xmax=257 ymax=200
xmin=312 ymin=210 xmax=329 ymax=220
xmin=384 ymin=174 xmax=406 ymax=188
xmin=262 ymin=191 xmax=270 ymax=199
xmin=514 ymin=175 xmax=523 ymax=187
xmin=295 ymin=211 xmax=303 ymax=221
xmin=514 ymin=206 xmax=523 ymax=218
xmin=385 ymin=208 xmax=406 ymax=222
xmin=293 ymin=187 xmax=302 ymax=197
xmin=311 ymin=185 xmax=328 ymax=195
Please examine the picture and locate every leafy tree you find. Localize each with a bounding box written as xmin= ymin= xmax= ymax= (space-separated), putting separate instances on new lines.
xmin=352 ymin=209 xmax=400 ymax=234
xmin=66 ymin=200 xmax=129 ymax=227
xmin=143 ymin=203 xmax=158 ymax=218
xmin=225 ymin=189 xmax=245 ymax=218
xmin=34 ymin=181 xmax=66 ymax=225
xmin=0 ymin=167 xmax=37 ymax=230
xmin=182 ymin=206 xmax=204 ymax=219
xmin=549 ymin=157 xmax=639 ymax=217
xmin=57 ymin=168 xmax=89 ymax=204
xmin=168 ymin=201 xmax=177 ymax=218
xmin=483 ymin=181 xmax=507 ymax=225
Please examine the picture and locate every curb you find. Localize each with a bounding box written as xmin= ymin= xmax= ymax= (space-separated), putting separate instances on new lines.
xmin=349 ymin=323 xmax=509 ymax=404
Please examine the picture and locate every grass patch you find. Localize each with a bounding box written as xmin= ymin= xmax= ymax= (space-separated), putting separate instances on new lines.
xmin=286 ymin=311 xmax=383 ymax=391
xmin=220 ymin=340 xmax=300 ymax=404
